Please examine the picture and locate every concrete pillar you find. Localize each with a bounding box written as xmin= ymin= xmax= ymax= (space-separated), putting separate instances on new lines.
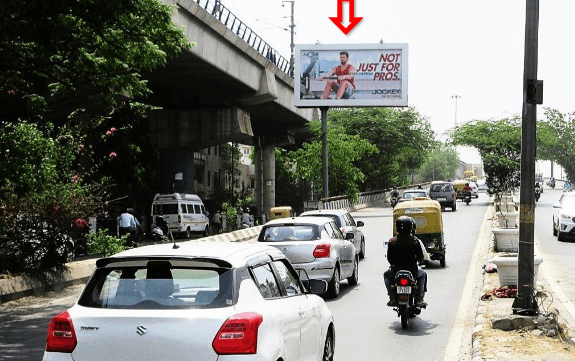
xmin=254 ymin=144 xmax=275 ymax=222
xmin=158 ymin=149 xmax=195 ymax=194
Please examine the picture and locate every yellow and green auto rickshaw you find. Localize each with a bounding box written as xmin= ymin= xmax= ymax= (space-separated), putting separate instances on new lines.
xmin=453 ymin=179 xmax=472 ymax=205
xmin=269 ymin=206 xmax=294 ymax=221
xmin=392 ymin=199 xmax=446 ymax=267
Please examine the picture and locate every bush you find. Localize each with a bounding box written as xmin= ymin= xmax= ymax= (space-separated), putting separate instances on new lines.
xmin=86 ymin=229 xmax=127 ymax=257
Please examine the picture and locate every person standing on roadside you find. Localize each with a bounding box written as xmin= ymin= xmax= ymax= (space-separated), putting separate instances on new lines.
xmin=212 ymin=210 xmax=222 ymax=234
xmin=118 ymin=208 xmax=140 ymax=247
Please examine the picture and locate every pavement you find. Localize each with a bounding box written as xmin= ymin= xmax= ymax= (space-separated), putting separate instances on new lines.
xmin=3 ymin=201 xmax=575 ymax=360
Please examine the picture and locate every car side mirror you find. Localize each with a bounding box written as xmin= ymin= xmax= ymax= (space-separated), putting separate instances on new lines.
xmin=307 ymin=279 xmax=328 ymax=295
xmin=345 ymin=232 xmax=355 ymax=240
xmin=356 ymin=221 xmax=364 ymax=227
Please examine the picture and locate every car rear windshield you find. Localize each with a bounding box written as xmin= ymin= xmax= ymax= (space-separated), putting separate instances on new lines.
xmin=300 ymin=214 xmax=341 ymax=227
xmin=430 ymin=184 xmax=448 ymax=192
xmin=260 ymin=225 xmax=319 ymax=242
xmin=78 ymin=261 xmax=233 ymax=309
xmin=404 ymin=192 xmax=426 ymax=198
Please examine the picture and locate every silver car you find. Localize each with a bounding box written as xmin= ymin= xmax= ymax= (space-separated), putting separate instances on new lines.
xmin=299 ymin=209 xmax=366 ymax=259
xmin=258 ymin=216 xmax=358 ymax=298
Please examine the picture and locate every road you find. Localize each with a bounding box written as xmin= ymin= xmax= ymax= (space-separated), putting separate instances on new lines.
xmin=331 ymin=193 xmax=491 ymax=361
xmin=0 ymin=193 xmax=492 ymax=361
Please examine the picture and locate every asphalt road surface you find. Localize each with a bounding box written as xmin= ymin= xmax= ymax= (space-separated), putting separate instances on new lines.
xmin=0 ymin=193 xmax=493 ymax=361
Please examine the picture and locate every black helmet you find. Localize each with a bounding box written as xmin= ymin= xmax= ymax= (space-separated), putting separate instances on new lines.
xmin=396 ymin=216 xmax=415 ymax=235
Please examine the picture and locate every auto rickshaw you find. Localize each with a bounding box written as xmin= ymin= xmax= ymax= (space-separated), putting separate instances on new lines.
xmin=269 ymin=206 xmax=294 ymax=221
xmin=392 ymin=199 xmax=446 ymax=267
xmin=453 ymin=179 xmax=472 ymax=204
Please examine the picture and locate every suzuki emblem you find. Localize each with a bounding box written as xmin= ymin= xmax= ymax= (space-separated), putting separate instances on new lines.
xmin=136 ymin=325 xmax=148 ymax=336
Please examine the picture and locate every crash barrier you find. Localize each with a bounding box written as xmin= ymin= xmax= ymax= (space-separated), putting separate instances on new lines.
xmin=319 ymin=183 xmax=431 ymax=211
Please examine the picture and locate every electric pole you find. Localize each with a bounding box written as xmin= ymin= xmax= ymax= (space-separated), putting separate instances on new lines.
xmin=282 ymin=1 xmax=295 ymax=77
xmin=514 ymin=0 xmax=542 ymax=315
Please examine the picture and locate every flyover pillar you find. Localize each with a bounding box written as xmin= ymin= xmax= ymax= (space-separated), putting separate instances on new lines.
xmin=254 ymin=144 xmax=275 ymax=223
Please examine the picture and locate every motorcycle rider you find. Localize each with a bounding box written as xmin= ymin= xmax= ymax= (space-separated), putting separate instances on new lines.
xmin=384 ymin=216 xmax=427 ymax=307
xmin=535 ymin=182 xmax=541 ymax=201
xmin=391 ymin=186 xmax=400 ymax=199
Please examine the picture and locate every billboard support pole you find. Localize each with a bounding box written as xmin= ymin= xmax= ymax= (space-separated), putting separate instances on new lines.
xmin=321 ymin=107 xmax=329 ymax=199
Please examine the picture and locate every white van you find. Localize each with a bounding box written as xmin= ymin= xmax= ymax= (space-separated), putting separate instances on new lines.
xmin=151 ymin=193 xmax=210 ymax=238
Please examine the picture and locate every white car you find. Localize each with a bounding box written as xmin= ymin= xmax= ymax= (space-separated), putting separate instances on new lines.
xmin=553 ymin=193 xmax=575 ymax=242
xmin=469 ymin=181 xmax=479 ymax=198
xmin=43 ymin=242 xmax=335 ymax=361
xmin=258 ymin=216 xmax=358 ymax=299
xmin=299 ymin=209 xmax=366 ymax=259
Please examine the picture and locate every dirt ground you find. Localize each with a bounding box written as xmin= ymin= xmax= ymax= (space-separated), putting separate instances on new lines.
xmin=476 ymin=268 xmax=575 ymax=360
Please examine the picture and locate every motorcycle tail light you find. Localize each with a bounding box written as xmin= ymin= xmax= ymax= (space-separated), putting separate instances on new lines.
xmin=398 ymin=278 xmax=409 ymax=286
xmin=313 ymin=244 xmax=331 ymax=258
xmin=400 ymin=296 xmax=408 ymax=302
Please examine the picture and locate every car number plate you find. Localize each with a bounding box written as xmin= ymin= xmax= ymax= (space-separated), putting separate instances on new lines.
xmin=437 ymin=197 xmax=447 ymax=201
xmin=397 ymin=286 xmax=411 ymax=294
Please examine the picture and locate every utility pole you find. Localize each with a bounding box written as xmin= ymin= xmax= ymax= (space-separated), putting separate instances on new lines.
xmin=451 ymin=95 xmax=462 ymax=126
xmin=513 ymin=0 xmax=542 ymax=315
xmin=282 ymin=0 xmax=295 ymax=77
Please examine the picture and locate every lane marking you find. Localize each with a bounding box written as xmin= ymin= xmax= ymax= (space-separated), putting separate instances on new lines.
xmin=443 ymin=205 xmax=493 ymax=360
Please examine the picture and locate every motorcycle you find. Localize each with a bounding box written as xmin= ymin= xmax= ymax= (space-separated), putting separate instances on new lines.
xmin=464 ymin=193 xmax=471 ymax=205
xmin=389 ymin=269 xmax=426 ymax=329
xmin=547 ymin=179 xmax=555 ymax=189
xmin=390 ymin=196 xmax=399 ymax=208
xmin=535 ymin=188 xmax=541 ymax=202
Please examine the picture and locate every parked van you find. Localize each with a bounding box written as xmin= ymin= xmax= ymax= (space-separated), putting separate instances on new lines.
xmin=151 ymin=193 xmax=210 ymax=238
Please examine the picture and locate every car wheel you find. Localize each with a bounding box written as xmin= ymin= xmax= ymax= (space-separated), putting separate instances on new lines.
xmin=327 ymin=267 xmax=340 ymax=298
xmin=359 ymin=238 xmax=366 ymax=259
xmin=204 ymin=225 xmax=209 ymax=237
xmin=347 ymin=257 xmax=359 ymax=286
xmin=184 ymin=228 xmax=191 ymax=239
xmin=558 ymin=232 xmax=565 ymax=242
xmin=440 ymin=256 xmax=446 ymax=268
xmin=322 ymin=331 xmax=334 ymax=361
xmin=452 ymin=202 xmax=457 ymax=212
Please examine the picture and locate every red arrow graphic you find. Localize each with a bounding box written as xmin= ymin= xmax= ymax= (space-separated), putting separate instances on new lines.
xmin=329 ymin=0 xmax=363 ymax=35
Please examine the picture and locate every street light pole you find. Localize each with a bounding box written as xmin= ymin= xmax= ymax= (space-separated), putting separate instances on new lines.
xmin=282 ymin=0 xmax=295 ymax=77
xmin=451 ymin=95 xmax=462 ymax=126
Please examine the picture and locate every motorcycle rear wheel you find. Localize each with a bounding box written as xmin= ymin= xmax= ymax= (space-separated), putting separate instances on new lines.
xmin=400 ymin=305 xmax=409 ymax=329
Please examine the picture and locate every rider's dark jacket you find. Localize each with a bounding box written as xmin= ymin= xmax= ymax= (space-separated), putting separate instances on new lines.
xmin=387 ymin=233 xmax=423 ymax=277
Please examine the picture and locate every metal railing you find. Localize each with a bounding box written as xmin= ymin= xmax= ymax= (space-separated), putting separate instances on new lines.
xmin=193 ymin=0 xmax=292 ymax=75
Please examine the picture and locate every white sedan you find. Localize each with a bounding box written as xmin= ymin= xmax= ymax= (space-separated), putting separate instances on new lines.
xmin=43 ymin=242 xmax=335 ymax=361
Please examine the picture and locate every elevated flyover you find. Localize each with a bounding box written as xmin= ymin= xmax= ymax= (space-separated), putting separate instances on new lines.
xmin=147 ymin=0 xmax=317 ymax=150
xmin=145 ymin=0 xmax=318 ymax=216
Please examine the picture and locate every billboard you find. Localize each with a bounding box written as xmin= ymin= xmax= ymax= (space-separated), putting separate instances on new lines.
xmin=294 ymin=43 xmax=408 ymax=108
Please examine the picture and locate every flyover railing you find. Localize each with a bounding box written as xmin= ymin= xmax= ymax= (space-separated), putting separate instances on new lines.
xmin=195 ymin=0 xmax=291 ymax=75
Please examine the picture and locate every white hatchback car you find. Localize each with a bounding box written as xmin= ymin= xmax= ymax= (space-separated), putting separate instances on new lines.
xmin=553 ymin=193 xmax=575 ymax=242
xmin=258 ymin=216 xmax=358 ymax=299
xmin=42 ymin=242 xmax=335 ymax=361
xmin=299 ymin=209 xmax=366 ymax=259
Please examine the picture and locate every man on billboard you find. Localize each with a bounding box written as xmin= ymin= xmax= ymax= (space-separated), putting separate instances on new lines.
xmin=320 ymin=51 xmax=356 ymax=99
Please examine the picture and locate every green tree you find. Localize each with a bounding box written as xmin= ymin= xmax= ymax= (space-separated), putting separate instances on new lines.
xmin=329 ymin=108 xmax=435 ymax=189
xmin=275 ymin=148 xmax=310 ymax=213
xmin=0 ymin=0 xmax=191 ymax=272
xmin=417 ymin=143 xmax=460 ymax=182
xmin=289 ymin=120 xmax=378 ymax=200
xmin=538 ymin=108 xmax=575 ymax=182
xmin=450 ymin=117 xmax=522 ymax=195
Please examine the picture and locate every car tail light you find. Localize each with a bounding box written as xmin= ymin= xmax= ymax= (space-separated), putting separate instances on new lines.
xmin=46 ymin=311 xmax=77 ymax=353
xmin=212 ymin=313 xmax=263 ymax=355
xmin=313 ymin=244 xmax=331 ymax=258
xmin=398 ymin=278 xmax=409 ymax=286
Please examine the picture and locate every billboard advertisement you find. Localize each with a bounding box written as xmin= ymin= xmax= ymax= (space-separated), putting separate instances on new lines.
xmin=294 ymin=43 xmax=408 ymax=108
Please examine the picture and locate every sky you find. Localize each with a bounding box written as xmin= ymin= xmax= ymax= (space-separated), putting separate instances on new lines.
xmin=219 ymin=0 xmax=575 ymax=170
